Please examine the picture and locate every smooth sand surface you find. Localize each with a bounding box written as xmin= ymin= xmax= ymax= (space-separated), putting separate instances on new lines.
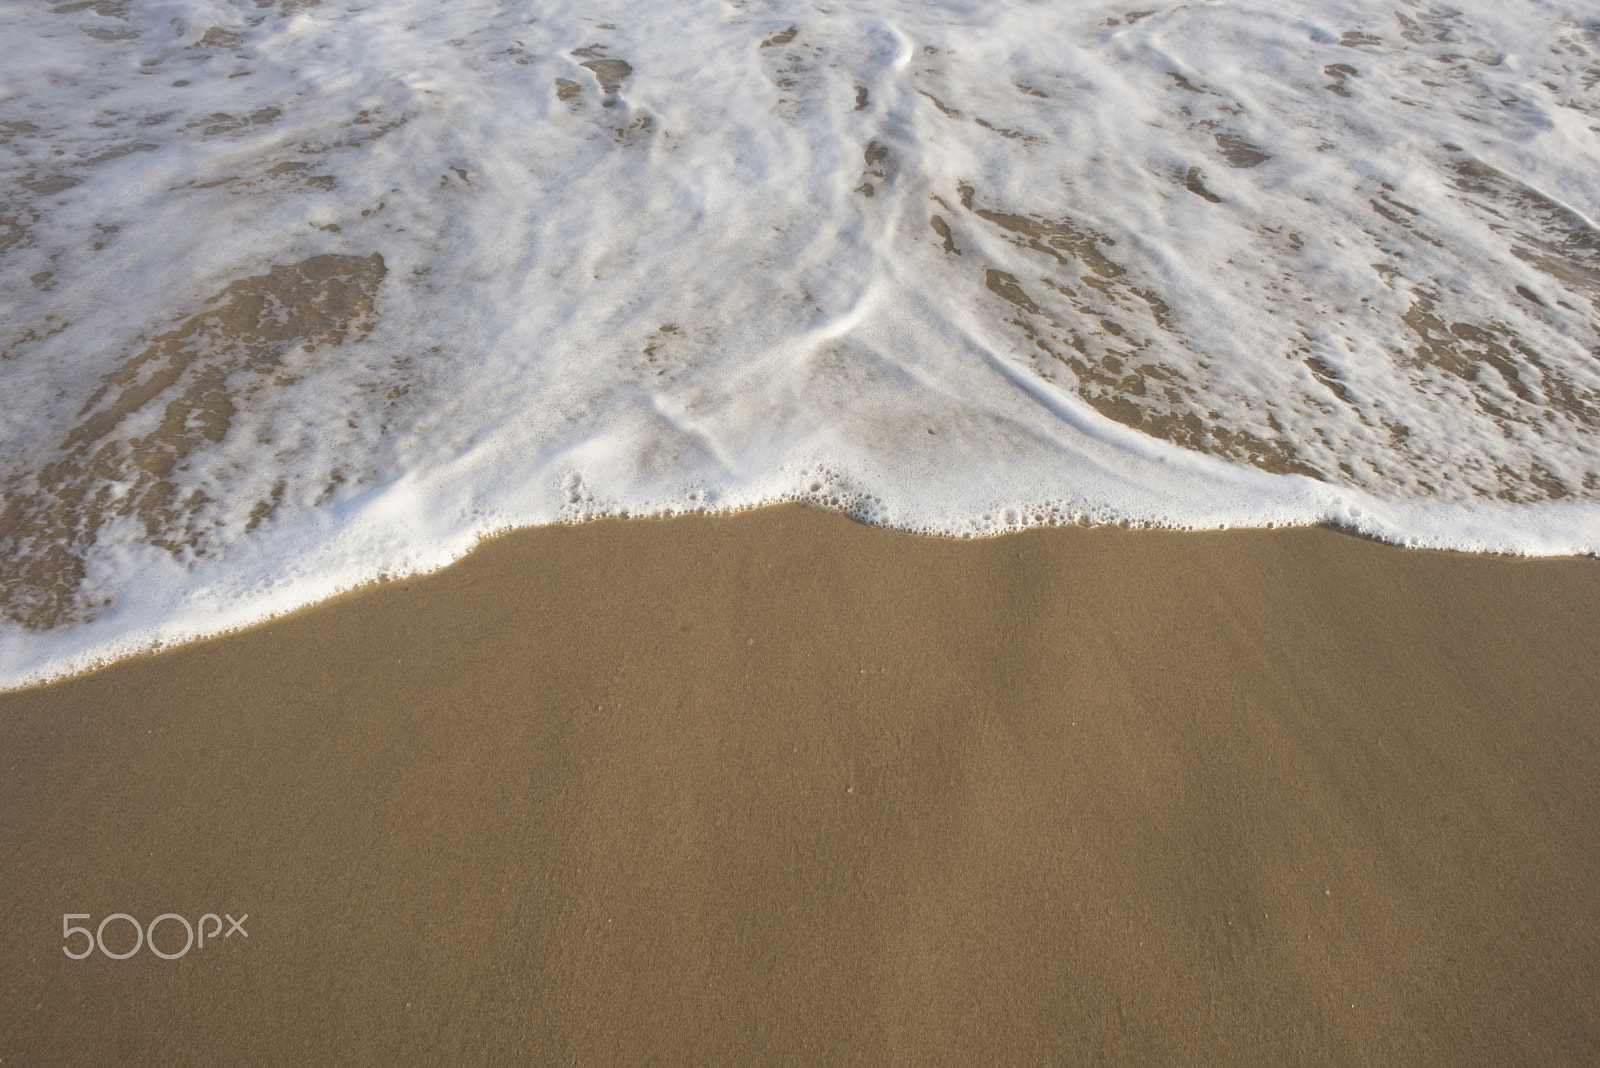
xmin=2 ymin=504 xmax=1598 ymax=1065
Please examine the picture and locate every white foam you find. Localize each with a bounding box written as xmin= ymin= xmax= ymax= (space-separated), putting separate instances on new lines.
xmin=3 ymin=0 xmax=1599 ymax=688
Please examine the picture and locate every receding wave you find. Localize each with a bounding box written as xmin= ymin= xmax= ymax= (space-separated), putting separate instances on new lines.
xmin=2 ymin=0 xmax=1599 ymax=685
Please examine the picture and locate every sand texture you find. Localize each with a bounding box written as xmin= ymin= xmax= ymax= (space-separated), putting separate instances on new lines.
xmin=2 ymin=505 xmax=1598 ymax=1064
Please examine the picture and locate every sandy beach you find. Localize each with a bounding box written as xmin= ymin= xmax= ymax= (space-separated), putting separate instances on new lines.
xmin=1 ymin=503 xmax=1597 ymax=1064
xmin=5 ymin=1 xmax=1600 ymax=1062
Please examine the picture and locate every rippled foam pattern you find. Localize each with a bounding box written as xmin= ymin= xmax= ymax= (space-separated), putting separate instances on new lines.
xmin=3 ymin=0 xmax=1599 ymax=684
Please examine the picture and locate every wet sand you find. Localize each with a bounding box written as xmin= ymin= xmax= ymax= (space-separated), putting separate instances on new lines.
xmin=2 ymin=503 xmax=1598 ymax=1065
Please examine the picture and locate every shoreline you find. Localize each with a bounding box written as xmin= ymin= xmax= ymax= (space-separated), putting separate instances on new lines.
xmin=5 ymin=505 xmax=1596 ymax=696
xmin=3 ymin=503 xmax=1598 ymax=1064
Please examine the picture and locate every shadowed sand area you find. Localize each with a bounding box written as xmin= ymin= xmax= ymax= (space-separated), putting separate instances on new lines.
xmin=2 ymin=503 xmax=1598 ymax=1064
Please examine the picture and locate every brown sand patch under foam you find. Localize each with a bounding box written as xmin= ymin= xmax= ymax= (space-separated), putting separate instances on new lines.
xmin=953 ymin=159 xmax=1600 ymax=502
xmin=1 ymin=504 xmax=1597 ymax=1064
xmin=0 ymin=253 xmax=385 ymax=631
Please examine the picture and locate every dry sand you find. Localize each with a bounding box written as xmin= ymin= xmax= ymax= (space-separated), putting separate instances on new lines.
xmin=2 ymin=503 xmax=1598 ymax=1065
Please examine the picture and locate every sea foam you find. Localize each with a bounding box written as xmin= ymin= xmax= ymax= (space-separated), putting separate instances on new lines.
xmin=2 ymin=0 xmax=1599 ymax=687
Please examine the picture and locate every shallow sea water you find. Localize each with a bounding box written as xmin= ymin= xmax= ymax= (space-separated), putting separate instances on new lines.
xmin=2 ymin=0 xmax=1599 ymax=684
